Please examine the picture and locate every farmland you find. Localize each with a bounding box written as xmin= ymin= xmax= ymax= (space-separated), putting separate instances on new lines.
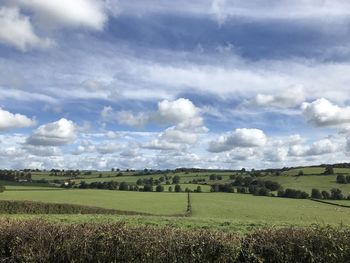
xmin=2 ymin=166 xmax=350 ymax=262
xmin=2 ymin=167 xmax=350 ymax=229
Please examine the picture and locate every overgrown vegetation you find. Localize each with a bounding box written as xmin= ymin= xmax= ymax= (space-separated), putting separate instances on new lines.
xmin=0 ymin=220 xmax=349 ymax=263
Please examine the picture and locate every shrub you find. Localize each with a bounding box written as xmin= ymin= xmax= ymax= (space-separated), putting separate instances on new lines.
xmin=322 ymin=190 xmax=331 ymax=200
xmin=156 ymin=185 xmax=164 ymax=192
xmin=1 ymin=221 xmax=350 ymax=262
xmin=330 ymin=188 xmax=344 ymax=200
xmin=0 ymin=185 xmax=5 ymax=193
xmin=324 ymin=166 xmax=334 ymax=175
xmin=337 ymin=174 xmax=347 ymax=184
xmin=311 ymin=188 xmax=322 ymax=199
xmin=174 ymin=184 xmax=182 ymax=192
xmin=168 ymin=186 xmax=173 ymax=192
xmin=119 ymin=182 xmax=129 ymax=191
xmin=195 ymin=186 xmax=202 ymax=193
xmin=143 ymin=184 xmax=153 ymax=192
xmin=172 ymin=175 xmax=180 ymax=184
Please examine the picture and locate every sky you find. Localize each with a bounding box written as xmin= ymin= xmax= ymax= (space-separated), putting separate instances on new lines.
xmin=1 ymin=0 xmax=350 ymax=170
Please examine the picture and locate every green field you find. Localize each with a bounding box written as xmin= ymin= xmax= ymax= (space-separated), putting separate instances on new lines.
xmin=1 ymin=187 xmax=350 ymax=229
xmin=262 ymin=174 xmax=350 ymax=196
xmin=2 ymin=167 xmax=350 ymax=231
xmin=0 ymin=190 xmax=186 ymax=215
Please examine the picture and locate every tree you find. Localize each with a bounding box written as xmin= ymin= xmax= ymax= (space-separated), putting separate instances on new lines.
xmin=119 ymin=182 xmax=129 ymax=191
xmin=143 ymin=184 xmax=153 ymax=192
xmin=136 ymin=179 xmax=143 ymax=186
xmin=172 ymin=175 xmax=180 ymax=184
xmin=156 ymin=185 xmax=164 ymax=192
xmin=324 ymin=166 xmax=334 ymax=175
xmin=0 ymin=184 xmax=5 ymax=193
xmin=322 ymin=190 xmax=330 ymax=200
xmin=168 ymin=186 xmax=173 ymax=192
xmin=346 ymin=176 xmax=350 ymax=183
xmin=174 ymin=184 xmax=182 ymax=192
xmin=311 ymin=188 xmax=322 ymax=199
xmin=330 ymin=188 xmax=343 ymax=200
xmin=336 ymin=174 xmax=347 ymax=184
xmin=298 ymin=170 xmax=304 ymax=176
xmin=196 ymin=186 xmax=202 ymax=193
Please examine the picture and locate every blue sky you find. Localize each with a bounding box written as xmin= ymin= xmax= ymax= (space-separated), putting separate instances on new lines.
xmin=1 ymin=0 xmax=350 ymax=170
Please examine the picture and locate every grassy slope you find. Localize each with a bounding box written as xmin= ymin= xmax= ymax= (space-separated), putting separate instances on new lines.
xmin=263 ymin=174 xmax=350 ymax=196
xmin=191 ymin=193 xmax=350 ymax=226
xmin=0 ymin=190 xmax=186 ymax=215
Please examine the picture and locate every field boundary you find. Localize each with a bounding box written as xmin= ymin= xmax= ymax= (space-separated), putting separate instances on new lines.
xmin=310 ymin=198 xmax=350 ymax=208
xmin=185 ymin=192 xmax=192 ymax=216
xmin=0 ymin=200 xmax=155 ymax=215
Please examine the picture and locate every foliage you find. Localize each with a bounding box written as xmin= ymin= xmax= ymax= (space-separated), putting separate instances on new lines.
xmin=1 ymin=221 xmax=350 ymax=262
xmin=0 ymin=200 xmax=149 ymax=215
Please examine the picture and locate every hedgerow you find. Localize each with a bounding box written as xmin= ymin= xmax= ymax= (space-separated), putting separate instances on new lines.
xmin=0 ymin=200 xmax=151 ymax=215
xmin=0 ymin=220 xmax=349 ymax=262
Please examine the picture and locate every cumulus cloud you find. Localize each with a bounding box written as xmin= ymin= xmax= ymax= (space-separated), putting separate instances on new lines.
xmin=302 ymin=98 xmax=350 ymax=127
xmin=14 ymin=0 xmax=108 ymax=30
xmin=26 ymin=118 xmax=77 ymax=146
xmin=117 ymin=111 xmax=149 ymax=128
xmin=0 ymin=6 xmax=52 ymax=51
xmin=288 ymin=138 xmax=340 ymax=157
xmin=0 ymin=107 xmax=36 ymax=130
xmin=208 ymin=128 xmax=267 ymax=153
xmin=23 ymin=145 xmax=62 ymax=156
xmin=0 ymin=0 xmax=114 ymax=50
xmin=253 ymin=86 xmax=305 ymax=108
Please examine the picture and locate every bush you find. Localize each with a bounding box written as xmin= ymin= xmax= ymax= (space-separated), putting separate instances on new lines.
xmin=324 ymin=166 xmax=334 ymax=175
xmin=174 ymin=184 xmax=182 ymax=192
xmin=330 ymin=188 xmax=344 ymax=200
xmin=322 ymin=190 xmax=331 ymax=200
xmin=118 ymin=182 xmax=129 ymax=191
xmin=311 ymin=188 xmax=322 ymax=199
xmin=172 ymin=175 xmax=180 ymax=184
xmin=1 ymin=221 xmax=350 ymax=262
xmin=195 ymin=186 xmax=202 ymax=193
xmin=143 ymin=184 xmax=153 ymax=192
xmin=155 ymin=185 xmax=164 ymax=192
xmin=337 ymin=174 xmax=347 ymax=184
xmin=0 ymin=185 xmax=5 ymax=193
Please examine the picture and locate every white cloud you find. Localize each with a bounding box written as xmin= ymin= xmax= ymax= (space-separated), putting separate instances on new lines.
xmin=23 ymin=145 xmax=62 ymax=156
xmin=26 ymin=118 xmax=77 ymax=146
xmin=253 ymin=86 xmax=305 ymax=108
xmin=154 ymin=98 xmax=203 ymax=127
xmin=288 ymin=138 xmax=340 ymax=157
xmin=0 ymin=107 xmax=36 ymax=130
xmin=0 ymin=6 xmax=52 ymax=51
xmin=208 ymin=128 xmax=267 ymax=153
xmin=117 ymin=111 xmax=149 ymax=128
xmin=15 ymin=0 xmax=108 ymax=30
xmin=302 ymin=98 xmax=350 ymax=127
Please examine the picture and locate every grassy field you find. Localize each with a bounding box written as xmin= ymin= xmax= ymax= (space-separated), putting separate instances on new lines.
xmin=2 ymin=167 xmax=350 ymax=232
xmin=191 ymin=193 xmax=350 ymax=226
xmin=0 ymin=190 xmax=187 ymax=215
xmin=1 ymin=187 xmax=350 ymax=228
xmin=262 ymin=174 xmax=350 ymax=196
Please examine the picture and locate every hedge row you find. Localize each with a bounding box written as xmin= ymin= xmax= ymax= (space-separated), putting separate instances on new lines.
xmin=0 ymin=220 xmax=350 ymax=262
xmin=0 ymin=200 xmax=151 ymax=216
